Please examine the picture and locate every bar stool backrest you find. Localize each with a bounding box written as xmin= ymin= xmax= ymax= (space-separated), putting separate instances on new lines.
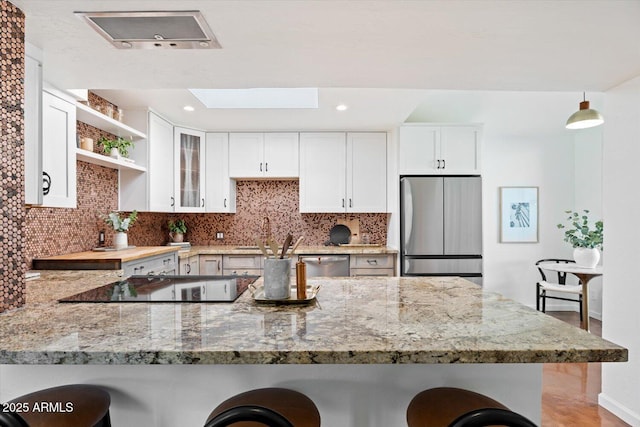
xmin=0 ymin=411 xmax=29 ymax=427
xmin=204 ymin=405 xmax=294 ymax=427
xmin=449 ymin=408 xmax=537 ymax=427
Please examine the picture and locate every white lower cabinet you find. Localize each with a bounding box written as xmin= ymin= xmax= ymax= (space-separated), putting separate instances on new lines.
xmin=41 ymin=90 xmax=77 ymax=208
xmin=199 ymin=255 xmax=223 ymax=275
xmin=178 ymin=255 xmax=200 ymax=275
xmin=222 ymin=255 xmax=262 ymax=276
xmin=123 ymin=252 xmax=177 ymax=277
xmin=299 ymin=132 xmax=387 ymax=213
xmin=350 ymin=254 xmax=395 ymax=277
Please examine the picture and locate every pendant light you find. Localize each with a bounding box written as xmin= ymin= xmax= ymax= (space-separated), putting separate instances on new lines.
xmin=566 ymin=92 xmax=604 ymax=129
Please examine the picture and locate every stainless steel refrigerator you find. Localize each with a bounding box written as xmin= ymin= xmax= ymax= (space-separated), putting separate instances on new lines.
xmin=400 ymin=176 xmax=483 ymax=284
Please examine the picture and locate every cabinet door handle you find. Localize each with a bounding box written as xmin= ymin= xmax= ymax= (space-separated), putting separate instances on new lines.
xmin=224 ymin=198 xmax=227 ymax=208
xmin=367 ymin=259 xmax=378 ymax=265
xmin=186 ymin=264 xmax=191 ymax=274
xmin=42 ymin=171 xmax=51 ymax=195
xmin=436 ymin=159 xmax=441 ymax=169
xmin=260 ymin=162 xmax=263 ymax=172
xmin=218 ymin=261 xmax=221 ymax=272
xmin=201 ymin=198 xmax=205 ymax=207
xmin=265 ymin=162 xmax=268 ymax=172
xmin=349 ymin=198 xmax=353 ymax=208
xmin=442 ymin=159 xmax=446 ymax=169
xmin=170 ymin=196 xmax=175 ymax=207
xmin=342 ymin=198 xmax=345 ymax=208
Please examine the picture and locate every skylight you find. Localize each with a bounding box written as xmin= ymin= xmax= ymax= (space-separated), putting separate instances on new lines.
xmin=188 ymin=88 xmax=318 ymax=109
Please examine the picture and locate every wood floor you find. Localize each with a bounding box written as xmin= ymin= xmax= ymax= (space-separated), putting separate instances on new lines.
xmin=543 ymin=312 xmax=629 ymax=427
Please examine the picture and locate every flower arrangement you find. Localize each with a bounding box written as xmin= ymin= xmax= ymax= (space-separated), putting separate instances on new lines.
xmin=102 ymin=210 xmax=138 ymax=233
xmin=557 ymin=209 xmax=603 ymax=249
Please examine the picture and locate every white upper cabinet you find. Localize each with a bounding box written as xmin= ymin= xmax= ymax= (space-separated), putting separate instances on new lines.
xmin=174 ymin=127 xmax=206 ymax=212
xmin=120 ymin=111 xmax=174 ymax=212
xmin=347 ymin=132 xmax=387 ymax=213
xmin=148 ymin=113 xmax=175 ymax=211
xmin=299 ymin=132 xmax=387 ymax=213
xmin=399 ymin=124 xmax=481 ymax=175
xmin=299 ymin=132 xmax=346 ymax=213
xmin=229 ymin=132 xmax=299 ymax=178
xmin=205 ymin=133 xmax=236 ymax=213
xmin=24 ymin=44 xmax=42 ymax=205
xmin=41 ymin=90 xmax=77 ymax=208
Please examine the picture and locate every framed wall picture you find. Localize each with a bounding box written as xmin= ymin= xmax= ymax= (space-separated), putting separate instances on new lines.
xmin=499 ymin=186 xmax=539 ymax=243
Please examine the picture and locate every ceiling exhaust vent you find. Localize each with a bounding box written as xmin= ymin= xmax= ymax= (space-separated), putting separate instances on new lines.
xmin=74 ymin=11 xmax=221 ymax=49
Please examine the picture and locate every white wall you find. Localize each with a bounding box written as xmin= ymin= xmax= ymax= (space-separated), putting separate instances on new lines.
xmin=398 ymin=90 xmax=603 ymax=308
xmin=574 ymin=127 xmax=604 ymax=318
xmin=600 ymin=76 xmax=640 ymax=426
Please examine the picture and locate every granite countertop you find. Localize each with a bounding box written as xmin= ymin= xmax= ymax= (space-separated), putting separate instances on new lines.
xmin=177 ymin=245 xmax=399 ymax=258
xmin=0 ymin=271 xmax=626 ymax=365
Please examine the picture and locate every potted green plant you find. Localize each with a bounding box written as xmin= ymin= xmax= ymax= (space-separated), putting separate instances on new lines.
xmin=168 ymin=219 xmax=187 ymax=243
xmin=102 ymin=210 xmax=138 ymax=249
xmin=98 ymin=136 xmax=134 ymax=158
xmin=557 ymin=209 xmax=603 ymax=268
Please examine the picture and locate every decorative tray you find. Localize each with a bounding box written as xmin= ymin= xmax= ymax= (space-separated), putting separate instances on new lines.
xmin=248 ymin=284 xmax=320 ymax=305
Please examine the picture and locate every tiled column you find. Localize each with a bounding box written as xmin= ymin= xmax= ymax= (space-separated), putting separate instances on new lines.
xmin=0 ymin=0 xmax=26 ymax=312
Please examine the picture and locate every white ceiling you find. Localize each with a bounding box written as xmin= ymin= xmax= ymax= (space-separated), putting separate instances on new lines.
xmin=13 ymin=0 xmax=640 ymax=130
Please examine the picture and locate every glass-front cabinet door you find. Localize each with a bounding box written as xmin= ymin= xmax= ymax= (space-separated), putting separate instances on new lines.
xmin=174 ymin=127 xmax=206 ymax=212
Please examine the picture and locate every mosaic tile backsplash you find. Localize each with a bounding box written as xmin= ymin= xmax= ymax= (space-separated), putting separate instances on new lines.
xmin=127 ymin=180 xmax=388 ymax=248
xmin=26 ymin=177 xmax=388 ymax=268
xmin=0 ymin=0 xmax=26 ymax=313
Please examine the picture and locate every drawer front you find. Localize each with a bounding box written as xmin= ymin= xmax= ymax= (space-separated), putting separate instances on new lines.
xmin=351 ymin=268 xmax=394 ymax=277
xmin=124 ymin=252 xmax=177 ymax=277
xmin=350 ymin=255 xmax=394 ymax=269
xmin=222 ymin=268 xmax=262 ymax=277
xmin=223 ymin=255 xmax=262 ymax=269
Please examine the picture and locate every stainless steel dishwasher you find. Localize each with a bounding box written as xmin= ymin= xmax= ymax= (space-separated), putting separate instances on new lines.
xmin=299 ymin=255 xmax=350 ymax=277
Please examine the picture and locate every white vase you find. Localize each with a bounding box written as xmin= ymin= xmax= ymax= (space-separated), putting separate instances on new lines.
xmin=573 ymin=247 xmax=600 ymax=268
xmin=114 ymin=232 xmax=128 ymax=250
xmin=109 ymin=147 xmax=120 ymax=159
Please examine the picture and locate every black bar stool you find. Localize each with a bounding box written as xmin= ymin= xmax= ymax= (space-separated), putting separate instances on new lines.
xmin=406 ymin=387 xmax=536 ymax=427
xmin=1 ymin=384 xmax=111 ymax=427
xmin=204 ymin=387 xmax=321 ymax=427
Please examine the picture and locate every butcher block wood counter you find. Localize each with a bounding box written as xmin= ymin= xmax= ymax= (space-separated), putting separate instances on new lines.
xmin=32 ymin=246 xmax=180 ymax=270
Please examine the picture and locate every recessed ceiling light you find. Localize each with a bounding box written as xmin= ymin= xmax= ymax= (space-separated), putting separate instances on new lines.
xmin=183 ymin=105 xmax=195 ymax=112
xmin=336 ymin=104 xmax=348 ymax=111
xmin=120 ymin=41 xmax=132 ymax=48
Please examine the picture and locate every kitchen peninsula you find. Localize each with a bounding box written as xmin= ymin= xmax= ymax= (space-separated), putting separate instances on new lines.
xmin=0 ymin=272 xmax=627 ymax=426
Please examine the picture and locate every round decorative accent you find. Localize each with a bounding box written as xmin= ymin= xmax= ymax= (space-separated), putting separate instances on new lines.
xmin=573 ymin=247 xmax=600 ymax=268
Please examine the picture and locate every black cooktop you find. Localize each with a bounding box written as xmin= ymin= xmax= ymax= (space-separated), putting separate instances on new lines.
xmin=59 ymin=275 xmax=259 ymax=303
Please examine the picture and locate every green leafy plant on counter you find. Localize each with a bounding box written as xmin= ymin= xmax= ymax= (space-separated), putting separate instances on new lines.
xmin=168 ymin=219 xmax=187 ymax=234
xmin=98 ymin=136 xmax=134 ymax=158
xmin=557 ymin=209 xmax=603 ymax=249
xmin=102 ymin=210 xmax=138 ymax=233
